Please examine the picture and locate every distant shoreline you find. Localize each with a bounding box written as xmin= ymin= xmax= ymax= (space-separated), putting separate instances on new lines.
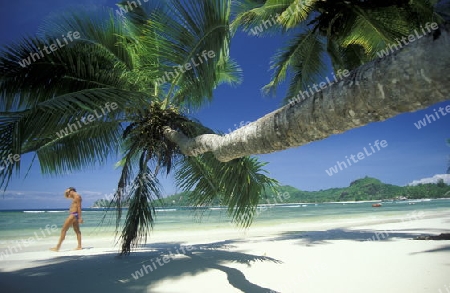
xmin=89 ymin=197 xmax=450 ymax=209
xmin=0 ymin=197 xmax=448 ymax=211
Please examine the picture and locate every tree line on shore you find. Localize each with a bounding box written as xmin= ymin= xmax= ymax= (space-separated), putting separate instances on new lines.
xmin=92 ymin=176 xmax=450 ymax=207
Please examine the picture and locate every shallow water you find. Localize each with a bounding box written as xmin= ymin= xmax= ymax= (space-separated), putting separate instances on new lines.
xmin=0 ymin=198 xmax=449 ymax=242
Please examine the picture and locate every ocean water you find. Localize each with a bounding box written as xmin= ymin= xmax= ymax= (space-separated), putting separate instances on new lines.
xmin=0 ymin=199 xmax=449 ymax=243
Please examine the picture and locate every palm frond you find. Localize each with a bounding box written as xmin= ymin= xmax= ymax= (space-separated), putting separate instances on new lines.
xmin=176 ymin=154 xmax=279 ymax=227
xmin=277 ymin=0 xmax=317 ymax=29
xmin=0 ymin=121 xmax=20 ymax=191
xmin=133 ymin=0 xmax=234 ymax=109
xmin=109 ymin=103 xmax=208 ymax=253
xmin=34 ymin=121 xmax=123 ymax=175
xmin=170 ymin=54 xmax=243 ymax=108
xmin=0 ymin=37 xmax=143 ymax=112
xmin=233 ymin=0 xmax=442 ymax=101
xmin=38 ymin=7 xmax=135 ymax=69
xmin=262 ymin=29 xmax=326 ymax=101
xmin=119 ymin=153 xmax=163 ymax=255
xmin=0 ymin=7 xmax=150 ymax=190
xmin=327 ymin=40 xmax=369 ymax=72
xmin=215 ymin=55 xmax=243 ymax=87
xmin=340 ymin=7 xmax=411 ymax=58
xmin=231 ymin=0 xmax=294 ymax=34
xmin=0 ymin=87 xmax=144 ymax=189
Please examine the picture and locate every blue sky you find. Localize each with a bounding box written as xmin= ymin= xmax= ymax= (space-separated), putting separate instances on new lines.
xmin=0 ymin=0 xmax=449 ymax=209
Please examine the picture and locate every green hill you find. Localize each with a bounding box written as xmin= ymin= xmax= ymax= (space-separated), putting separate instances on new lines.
xmin=92 ymin=176 xmax=450 ymax=207
xmin=156 ymin=176 xmax=450 ymax=206
xmin=277 ymin=176 xmax=449 ymax=203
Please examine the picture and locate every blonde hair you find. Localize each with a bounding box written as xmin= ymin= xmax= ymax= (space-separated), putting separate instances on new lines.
xmin=65 ymin=187 xmax=76 ymax=198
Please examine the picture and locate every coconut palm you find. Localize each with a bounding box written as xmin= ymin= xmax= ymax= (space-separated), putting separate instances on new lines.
xmin=231 ymin=0 xmax=445 ymax=103
xmin=164 ymin=24 xmax=450 ymax=161
xmin=164 ymin=0 xmax=450 ymax=161
xmin=0 ymin=1 xmax=278 ymax=255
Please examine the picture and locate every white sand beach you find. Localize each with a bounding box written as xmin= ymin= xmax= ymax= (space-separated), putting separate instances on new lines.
xmin=0 ymin=210 xmax=449 ymax=293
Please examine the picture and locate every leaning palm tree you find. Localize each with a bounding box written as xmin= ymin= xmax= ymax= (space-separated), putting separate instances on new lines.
xmin=231 ymin=0 xmax=444 ymax=103
xmin=0 ymin=1 xmax=278 ymax=254
xmin=163 ymin=0 xmax=450 ymax=161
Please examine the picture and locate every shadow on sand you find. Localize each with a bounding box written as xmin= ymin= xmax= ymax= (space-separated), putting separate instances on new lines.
xmin=1 ymin=228 xmax=447 ymax=292
xmin=0 ymin=239 xmax=282 ymax=293
xmin=268 ymin=228 xmax=428 ymax=246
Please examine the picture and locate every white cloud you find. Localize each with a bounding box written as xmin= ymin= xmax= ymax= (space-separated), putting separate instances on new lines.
xmin=408 ymin=174 xmax=450 ymax=186
xmin=1 ymin=190 xmax=59 ymax=199
xmin=77 ymin=190 xmax=104 ymax=198
xmin=1 ymin=189 xmax=103 ymax=202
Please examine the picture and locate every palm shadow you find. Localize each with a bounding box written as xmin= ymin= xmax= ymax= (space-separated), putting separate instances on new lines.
xmin=269 ymin=228 xmax=424 ymax=246
xmin=409 ymin=244 xmax=450 ymax=255
xmin=0 ymin=239 xmax=282 ymax=293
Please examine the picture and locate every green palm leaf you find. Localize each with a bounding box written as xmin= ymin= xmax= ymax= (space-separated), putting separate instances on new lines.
xmin=34 ymin=121 xmax=123 ymax=175
xmin=233 ymin=0 xmax=442 ymax=102
xmin=176 ymin=154 xmax=279 ymax=227
xmin=111 ymin=103 xmax=210 ymax=253
xmin=263 ymin=29 xmax=326 ymax=103
xmin=110 ymin=0 xmax=242 ymax=110
xmin=231 ymin=0 xmax=294 ymax=34
xmin=38 ymin=8 xmax=135 ymax=69
xmin=277 ymin=0 xmax=317 ymax=29
xmin=119 ymin=154 xmax=163 ymax=255
xmin=340 ymin=7 xmax=411 ymax=58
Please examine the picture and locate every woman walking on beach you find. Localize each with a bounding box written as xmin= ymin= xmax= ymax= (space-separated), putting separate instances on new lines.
xmin=50 ymin=187 xmax=83 ymax=251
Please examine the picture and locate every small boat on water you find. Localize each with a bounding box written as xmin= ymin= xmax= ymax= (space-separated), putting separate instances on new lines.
xmin=372 ymin=203 xmax=382 ymax=207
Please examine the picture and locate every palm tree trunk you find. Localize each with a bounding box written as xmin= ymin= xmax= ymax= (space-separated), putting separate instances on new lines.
xmin=164 ymin=24 xmax=450 ymax=162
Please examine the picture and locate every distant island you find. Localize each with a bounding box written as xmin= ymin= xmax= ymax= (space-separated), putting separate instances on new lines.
xmin=92 ymin=176 xmax=450 ymax=208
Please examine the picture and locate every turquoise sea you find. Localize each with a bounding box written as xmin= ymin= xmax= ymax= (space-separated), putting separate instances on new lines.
xmin=1 ymin=199 xmax=449 ymax=243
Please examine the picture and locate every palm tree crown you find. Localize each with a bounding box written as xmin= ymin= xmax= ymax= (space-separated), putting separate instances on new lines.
xmin=0 ymin=0 xmax=278 ymax=254
xmin=232 ymin=0 xmax=445 ymax=103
